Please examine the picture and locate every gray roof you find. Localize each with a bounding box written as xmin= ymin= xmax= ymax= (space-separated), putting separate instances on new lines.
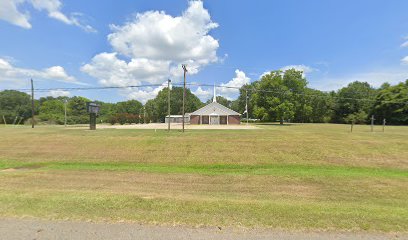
xmin=190 ymin=102 xmax=240 ymax=116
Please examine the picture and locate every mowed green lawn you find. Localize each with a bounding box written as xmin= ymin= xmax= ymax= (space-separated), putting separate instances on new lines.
xmin=0 ymin=124 xmax=407 ymax=232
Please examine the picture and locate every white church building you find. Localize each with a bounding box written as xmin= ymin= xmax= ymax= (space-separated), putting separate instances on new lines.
xmin=189 ymin=86 xmax=241 ymax=125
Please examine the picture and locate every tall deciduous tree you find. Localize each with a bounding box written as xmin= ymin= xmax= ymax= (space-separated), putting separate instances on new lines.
xmin=0 ymin=90 xmax=32 ymax=124
xmin=38 ymin=99 xmax=65 ymax=124
xmin=372 ymin=80 xmax=408 ymax=125
xmin=67 ymin=96 xmax=91 ymax=124
xmin=282 ymin=69 xmax=308 ymax=122
xmin=115 ymin=100 xmax=143 ymax=115
xmin=145 ymin=87 xmax=203 ymax=122
xmin=253 ymin=70 xmax=302 ymax=124
xmin=333 ymin=81 xmax=376 ymax=123
xmin=303 ymin=88 xmax=334 ymax=123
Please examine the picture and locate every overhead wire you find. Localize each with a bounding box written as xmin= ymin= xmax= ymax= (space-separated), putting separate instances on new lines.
xmin=2 ymin=82 xmax=407 ymax=105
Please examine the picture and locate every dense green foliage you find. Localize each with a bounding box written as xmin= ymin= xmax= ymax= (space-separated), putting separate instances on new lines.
xmin=101 ymin=100 xmax=144 ymax=125
xmin=205 ymin=96 xmax=233 ymax=108
xmin=0 ymin=90 xmax=33 ymax=124
xmin=372 ymin=80 xmax=408 ymax=125
xmin=0 ymin=69 xmax=407 ymax=125
xmin=235 ymin=70 xmax=407 ymax=125
xmin=66 ymin=96 xmax=91 ymax=124
xmin=145 ymin=87 xmax=204 ymax=123
xmin=38 ymin=99 xmax=65 ymax=124
xmin=251 ymin=70 xmax=304 ymax=123
xmin=332 ymin=81 xmax=376 ymax=123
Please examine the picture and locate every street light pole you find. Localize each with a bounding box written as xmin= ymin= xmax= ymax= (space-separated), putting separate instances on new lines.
xmin=182 ymin=64 xmax=188 ymax=132
xmin=64 ymin=99 xmax=67 ymax=127
xmin=30 ymin=79 xmax=35 ymax=128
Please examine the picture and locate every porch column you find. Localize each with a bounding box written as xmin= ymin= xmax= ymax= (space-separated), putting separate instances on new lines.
xmin=227 ymin=115 xmax=229 ymax=125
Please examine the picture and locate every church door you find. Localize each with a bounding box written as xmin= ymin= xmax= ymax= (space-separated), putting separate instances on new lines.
xmin=210 ymin=116 xmax=219 ymax=125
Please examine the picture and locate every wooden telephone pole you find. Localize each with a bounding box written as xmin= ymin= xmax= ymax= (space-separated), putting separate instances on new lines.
xmin=30 ymin=79 xmax=35 ymax=128
xmin=167 ymin=79 xmax=171 ymax=132
xmin=182 ymin=64 xmax=187 ymax=132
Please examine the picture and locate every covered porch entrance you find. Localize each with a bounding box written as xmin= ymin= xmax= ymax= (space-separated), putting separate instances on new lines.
xmin=210 ymin=115 xmax=219 ymax=125
xmin=198 ymin=115 xmax=228 ymax=125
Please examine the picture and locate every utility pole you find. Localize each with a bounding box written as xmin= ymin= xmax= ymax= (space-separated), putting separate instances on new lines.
xmin=371 ymin=115 xmax=375 ymax=132
xmin=245 ymin=89 xmax=249 ymax=125
xmin=182 ymin=64 xmax=188 ymax=132
xmin=167 ymin=79 xmax=171 ymax=132
xmin=64 ymin=99 xmax=67 ymax=127
xmin=30 ymin=79 xmax=35 ymax=128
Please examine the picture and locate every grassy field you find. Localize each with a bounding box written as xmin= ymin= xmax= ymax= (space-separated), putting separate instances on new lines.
xmin=0 ymin=124 xmax=407 ymax=232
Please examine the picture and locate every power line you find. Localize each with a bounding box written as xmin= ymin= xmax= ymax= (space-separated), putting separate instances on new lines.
xmin=2 ymin=82 xmax=407 ymax=105
xmin=174 ymin=83 xmax=406 ymax=105
xmin=174 ymin=83 xmax=386 ymax=102
xmin=182 ymin=64 xmax=188 ymax=133
xmin=9 ymin=83 xmax=165 ymax=92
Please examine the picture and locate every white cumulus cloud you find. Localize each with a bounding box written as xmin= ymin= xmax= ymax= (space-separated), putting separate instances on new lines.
xmin=191 ymin=69 xmax=250 ymax=101
xmin=42 ymin=66 xmax=76 ymax=82
xmin=81 ymin=52 xmax=170 ymax=87
xmin=218 ymin=69 xmax=250 ymax=100
xmin=122 ymin=82 xmax=168 ymax=104
xmin=107 ymin=1 xmax=218 ymax=63
xmin=0 ymin=57 xmax=79 ymax=84
xmin=0 ymin=0 xmax=31 ymax=28
xmin=402 ymin=56 xmax=408 ymax=65
xmin=82 ymin=1 xmax=220 ymax=102
xmin=192 ymin=86 xmax=212 ymax=100
xmin=0 ymin=0 xmax=95 ymax=32
xmin=49 ymin=89 xmax=70 ymax=97
xmin=401 ymin=36 xmax=408 ymax=48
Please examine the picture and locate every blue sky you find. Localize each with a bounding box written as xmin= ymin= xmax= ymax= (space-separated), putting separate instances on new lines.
xmin=1 ymin=0 xmax=408 ymax=103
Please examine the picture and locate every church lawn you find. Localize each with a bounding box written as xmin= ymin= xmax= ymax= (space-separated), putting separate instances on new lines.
xmin=0 ymin=124 xmax=407 ymax=232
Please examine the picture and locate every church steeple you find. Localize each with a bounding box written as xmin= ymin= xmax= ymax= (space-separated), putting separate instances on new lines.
xmin=213 ymin=84 xmax=217 ymax=103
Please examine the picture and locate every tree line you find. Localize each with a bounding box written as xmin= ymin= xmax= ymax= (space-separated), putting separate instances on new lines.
xmin=235 ymin=69 xmax=407 ymax=125
xmin=0 ymin=69 xmax=407 ymax=125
